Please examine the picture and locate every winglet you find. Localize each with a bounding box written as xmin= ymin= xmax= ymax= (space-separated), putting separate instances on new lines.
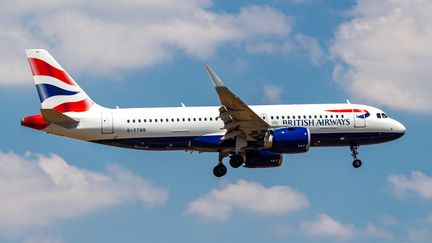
xmin=205 ymin=64 xmax=225 ymax=87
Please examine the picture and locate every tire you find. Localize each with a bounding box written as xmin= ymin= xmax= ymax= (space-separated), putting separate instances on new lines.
xmin=213 ymin=163 xmax=227 ymax=177
xmin=352 ymin=159 xmax=362 ymax=168
xmin=229 ymin=155 xmax=244 ymax=168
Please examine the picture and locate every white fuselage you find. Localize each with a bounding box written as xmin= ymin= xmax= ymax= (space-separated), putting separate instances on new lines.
xmin=41 ymin=103 xmax=405 ymax=151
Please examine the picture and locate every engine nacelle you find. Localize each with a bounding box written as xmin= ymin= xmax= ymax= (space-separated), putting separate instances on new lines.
xmin=244 ymin=150 xmax=283 ymax=168
xmin=264 ymin=127 xmax=310 ymax=154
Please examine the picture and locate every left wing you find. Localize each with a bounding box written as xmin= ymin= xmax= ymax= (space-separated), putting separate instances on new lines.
xmin=205 ymin=65 xmax=270 ymax=151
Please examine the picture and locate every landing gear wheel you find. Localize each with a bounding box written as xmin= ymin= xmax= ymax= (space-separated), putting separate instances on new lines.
xmin=352 ymin=159 xmax=362 ymax=168
xmin=213 ymin=163 xmax=227 ymax=177
xmin=350 ymin=145 xmax=363 ymax=168
xmin=229 ymin=155 xmax=244 ymax=168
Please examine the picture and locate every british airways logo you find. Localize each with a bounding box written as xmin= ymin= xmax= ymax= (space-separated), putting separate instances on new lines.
xmin=327 ymin=109 xmax=370 ymax=119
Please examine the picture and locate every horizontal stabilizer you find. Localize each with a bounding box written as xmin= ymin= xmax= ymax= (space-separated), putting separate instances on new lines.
xmin=41 ymin=109 xmax=78 ymax=128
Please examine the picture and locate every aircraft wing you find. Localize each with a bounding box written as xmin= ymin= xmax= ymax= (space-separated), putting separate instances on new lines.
xmin=205 ymin=65 xmax=270 ymax=142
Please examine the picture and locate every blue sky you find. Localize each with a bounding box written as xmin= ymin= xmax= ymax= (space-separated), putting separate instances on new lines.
xmin=1 ymin=0 xmax=432 ymax=242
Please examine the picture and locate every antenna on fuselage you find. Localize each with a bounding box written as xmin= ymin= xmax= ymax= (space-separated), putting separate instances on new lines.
xmin=181 ymin=102 xmax=186 ymax=107
xmin=346 ymin=99 xmax=351 ymax=104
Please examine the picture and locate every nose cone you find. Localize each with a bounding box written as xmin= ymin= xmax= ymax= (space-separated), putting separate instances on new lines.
xmin=392 ymin=119 xmax=406 ymax=138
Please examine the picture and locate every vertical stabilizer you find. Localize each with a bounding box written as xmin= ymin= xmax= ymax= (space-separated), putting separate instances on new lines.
xmin=26 ymin=49 xmax=101 ymax=113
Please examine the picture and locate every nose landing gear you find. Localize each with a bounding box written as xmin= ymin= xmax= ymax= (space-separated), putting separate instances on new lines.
xmin=350 ymin=145 xmax=362 ymax=168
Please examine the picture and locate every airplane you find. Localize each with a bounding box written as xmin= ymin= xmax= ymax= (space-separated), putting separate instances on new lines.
xmin=21 ymin=49 xmax=406 ymax=177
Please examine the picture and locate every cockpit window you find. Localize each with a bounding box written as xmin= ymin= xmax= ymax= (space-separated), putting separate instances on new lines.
xmin=376 ymin=113 xmax=382 ymax=118
xmin=382 ymin=113 xmax=388 ymax=118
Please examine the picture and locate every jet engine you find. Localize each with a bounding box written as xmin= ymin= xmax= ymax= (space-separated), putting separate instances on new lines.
xmin=263 ymin=127 xmax=310 ymax=153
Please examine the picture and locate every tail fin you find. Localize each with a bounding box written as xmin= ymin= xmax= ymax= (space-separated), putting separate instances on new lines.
xmin=26 ymin=49 xmax=100 ymax=113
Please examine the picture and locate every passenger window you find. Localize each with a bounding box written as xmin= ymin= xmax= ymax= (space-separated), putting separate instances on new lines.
xmin=166 ymin=119 xmax=169 ymax=122
xmin=133 ymin=119 xmax=135 ymax=123
xmin=276 ymin=116 xmax=279 ymax=119
xmin=210 ymin=117 xmax=213 ymax=121
xmin=188 ymin=118 xmax=191 ymax=122
xmin=287 ymin=116 xmax=290 ymax=119
xmin=303 ymin=115 xmax=306 ymax=119
xmin=330 ymin=115 xmax=333 ymax=118
xmin=149 ymin=119 xmax=152 ymax=123
xmin=182 ymin=118 xmax=185 ymax=122
xmin=171 ymin=118 xmax=174 ymax=122
xmin=144 ymin=119 xmax=147 ymax=123
xmin=282 ymin=116 xmax=285 ymax=119
xmin=271 ymin=116 xmax=274 ymax=120
xmin=138 ymin=119 xmax=141 ymax=123
xmin=177 ymin=118 xmax=180 ymax=122
xmin=341 ymin=114 xmax=344 ymax=118
xmin=160 ymin=119 xmax=163 ymax=123
xmin=199 ymin=118 xmax=202 ymax=121
xmin=376 ymin=113 xmax=382 ymax=118
xmin=204 ymin=118 xmax=207 ymax=121
xmin=298 ymin=116 xmax=301 ymax=119
xmin=325 ymin=115 xmax=328 ymax=118
xmin=314 ymin=115 xmax=317 ymax=119
xmin=127 ymin=119 xmax=130 ymax=123
xmin=336 ymin=115 xmax=339 ymax=118
xmin=155 ymin=119 xmax=158 ymax=122
xmin=193 ymin=118 xmax=196 ymax=121
xmin=309 ymin=115 xmax=312 ymax=119
xmin=320 ymin=115 xmax=323 ymax=118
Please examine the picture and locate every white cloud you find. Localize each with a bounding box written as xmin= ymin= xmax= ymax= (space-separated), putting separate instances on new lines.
xmin=300 ymin=214 xmax=356 ymax=240
xmin=388 ymin=171 xmax=432 ymax=199
xmin=185 ymin=180 xmax=309 ymax=220
xmin=364 ymin=223 xmax=394 ymax=240
xmin=0 ymin=1 xmax=292 ymax=86
xmin=262 ymin=84 xmax=283 ymax=104
xmin=294 ymin=34 xmax=324 ymax=66
xmin=331 ymin=0 xmax=432 ymax=112
xmin=0 ymin=151 xmax=167 ymax=235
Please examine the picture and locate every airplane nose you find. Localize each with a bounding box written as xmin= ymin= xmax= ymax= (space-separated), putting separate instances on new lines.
xmin=393 ymin=120 xmax=406 ymax=134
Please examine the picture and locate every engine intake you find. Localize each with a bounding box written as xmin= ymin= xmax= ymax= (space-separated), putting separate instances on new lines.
xmin=264 ymin=127 xmax=310 ymax=153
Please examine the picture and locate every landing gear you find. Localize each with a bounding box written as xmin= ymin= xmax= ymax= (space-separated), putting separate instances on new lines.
xmin=213 ymin=152 xmax=228 ymax=177
xmin=213 ymin=163 xmax=227 ymax=177
xmin=229 ymin=154 xmax=244 ymax=168
xmin=350 ymin=145 xmax=362 ymax=168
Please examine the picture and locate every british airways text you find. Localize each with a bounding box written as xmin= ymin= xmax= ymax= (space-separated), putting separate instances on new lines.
xmin=282 ymin=118 xmax=351 ymax=127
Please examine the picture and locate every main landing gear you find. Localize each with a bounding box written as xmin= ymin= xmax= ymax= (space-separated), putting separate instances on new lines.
xmin=350 ymin=145 xmax=362 ymax=168
xmin=213 ymin=153 xmax=244 ymax=177
xmin=213 ymin=163 xmax=227 ymax=177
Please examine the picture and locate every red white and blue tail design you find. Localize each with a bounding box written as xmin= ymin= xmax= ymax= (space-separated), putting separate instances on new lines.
xmin=26 ymin=49 xmax=100 ymax=113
